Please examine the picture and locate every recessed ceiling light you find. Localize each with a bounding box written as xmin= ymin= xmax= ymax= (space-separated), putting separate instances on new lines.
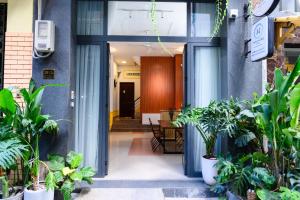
xmin=121 ymin=60 xmax=127 ymax=64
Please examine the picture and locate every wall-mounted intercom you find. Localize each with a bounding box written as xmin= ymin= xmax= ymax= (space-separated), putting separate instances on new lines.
xmin=34 ymin=20 xmax=55 ymax=53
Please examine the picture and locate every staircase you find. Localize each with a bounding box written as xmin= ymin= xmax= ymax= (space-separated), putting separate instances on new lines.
xmin=111 ymin=117 xmax=152 ymax=132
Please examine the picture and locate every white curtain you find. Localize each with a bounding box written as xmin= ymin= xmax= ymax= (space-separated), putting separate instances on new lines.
xmin=75 ymin=45 xmax=101 ymax=171
xmin=193 ymin=47 xmax=220 ymax=172
xmin=191 ymin=3 xmax=216 ymax=37
xmin=77 ymin=0 xmax=103 ymax=35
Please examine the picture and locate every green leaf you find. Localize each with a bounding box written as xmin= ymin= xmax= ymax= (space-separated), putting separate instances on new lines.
xmin=70 ymin=171 xmax=83 ymax=181
xmin=66 ymin=151 xmax=83 ymax=169
xmin=45 ymin=171 xmax=57 ymax=191
xmin=279 ymin=56 xmax=300 ymax=100
xmin=0 ymin=89 xmax=16 ymax=115
xmin=53 ymin=171 xmax=64 ymax=183
xmin=60 ymin=180 xmax=75 ymax=200
xmin=62 ymin=167 xmax=75 ymax=176
xmin=80 ymin=166 xmax=96 ymax=178
xmin=290 ymin=84 xmax=300 ymax=127
xmin=20 ymin=88 xmax=31 ymax=105
xmin=48 ymin=155 xmax=65 ymax=171
xmin=234 ymin=131 xmax=256 ymax=147
xmin=0 ymin=137 xmax=28 ymax=169
xmin=256 ymin=189 xmax=280 ymax=200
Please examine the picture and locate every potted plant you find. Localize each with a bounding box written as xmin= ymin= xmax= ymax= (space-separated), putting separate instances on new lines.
xmin=13 ymin=80 xmax=61 ymax=200
xmin=0 ymin=89 xmax=28 ymax=200
xmin=0 ymin=126 xmax=28 ymax=200
xmin=173 ymin=100 xmax=241 ymax=185
xmin=212 ymin=57 xmax=300 ymax=199
xmin=45 ymin=151 xmax=96 ymax=200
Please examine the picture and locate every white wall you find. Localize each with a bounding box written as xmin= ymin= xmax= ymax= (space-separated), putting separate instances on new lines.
xmin=109 ymin=57 xmax=141 ymax=114
xmin=109 ymin=55 xmax=118 ymax=113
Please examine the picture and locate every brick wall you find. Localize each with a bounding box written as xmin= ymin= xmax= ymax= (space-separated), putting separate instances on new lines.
xmin=4 ymin=32 xmax=32 ymax=90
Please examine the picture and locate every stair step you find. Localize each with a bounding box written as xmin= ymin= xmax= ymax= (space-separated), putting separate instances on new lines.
xmin=111 ymin=118 xmax=151 ymax=132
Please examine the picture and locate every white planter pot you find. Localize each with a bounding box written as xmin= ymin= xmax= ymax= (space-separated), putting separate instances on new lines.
xmin=201 ymin=156 xmax=218 ymax=185
xmin=24 ymin=188 xmax=54 ymax=200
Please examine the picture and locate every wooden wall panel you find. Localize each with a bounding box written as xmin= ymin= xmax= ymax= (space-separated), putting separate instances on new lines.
xmin=141 ymin=57 xmax=175 ymax=113
xmin=175 ymin=54 xmax=183 ymax=109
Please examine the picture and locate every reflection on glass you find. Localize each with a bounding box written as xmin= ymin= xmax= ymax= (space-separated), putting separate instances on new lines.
xmin=192 ymin=47 xmax=220 ymax=172
xmin=191 ymin=3 xmax=216 ymax=37
xmin=77 ymin=0 xmax=104 ymax=35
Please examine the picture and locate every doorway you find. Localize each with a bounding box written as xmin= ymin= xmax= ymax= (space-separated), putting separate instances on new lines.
xmin=119 ymin=82 xmax=135 ymax=118
xmin=107 ymin=42 xmax=186 ymax=180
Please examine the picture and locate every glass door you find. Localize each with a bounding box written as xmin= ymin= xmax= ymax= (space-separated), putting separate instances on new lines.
xmin=184 ymin=43 xmax=221 ymax=177
xmin=74 ymin=43 xmax=109 ymax=177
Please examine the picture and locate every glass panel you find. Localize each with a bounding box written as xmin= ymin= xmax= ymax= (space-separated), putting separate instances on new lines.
xmin=191 ymin=3 xmax=216 ymax=37
xmin=192 ymin=47 xmax=220 ymax=172
xmin=75 ymin=45 xmax=101 ymax=171
xmin=280 ymin=0 xmax=296 ymax=11
xmin=296 ymin=0 xmax=300 ymax=12
xmin=77 ymin=0 xmax=104 ymax=35
xmin=108 ymin=1 xmax=187 ymax=36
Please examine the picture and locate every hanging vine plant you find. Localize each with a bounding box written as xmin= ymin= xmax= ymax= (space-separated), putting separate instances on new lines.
xmin=211 ymin=0 xmax=230 ymax=39
xmin=150 ymin=0 xmax=231 ymax=53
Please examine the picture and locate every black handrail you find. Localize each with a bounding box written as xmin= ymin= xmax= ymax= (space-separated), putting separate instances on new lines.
xmin=134 ymin=97 xmax=140 ymax=103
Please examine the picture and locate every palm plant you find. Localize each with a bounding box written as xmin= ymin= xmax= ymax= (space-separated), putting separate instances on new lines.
xmin=253 ymin=57 xmax=300 ymax=187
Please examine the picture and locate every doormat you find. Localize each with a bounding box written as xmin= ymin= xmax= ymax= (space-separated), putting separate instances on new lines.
xmin=128 ymin=138 xmax=162 ymax=156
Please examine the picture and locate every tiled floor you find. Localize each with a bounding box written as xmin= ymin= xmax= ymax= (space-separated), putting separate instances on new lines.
xmin=104 ymin=132 xmax=190 ymax=180
xmin=77 ymin=132 xmax=218 ymax=199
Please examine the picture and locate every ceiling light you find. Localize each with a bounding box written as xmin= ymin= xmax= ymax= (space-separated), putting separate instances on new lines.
xmin=121 ymin=61 xmax=127 ymax=64
xmin=176 ymin=47 xmax=184 ymax=53
xmin=110 ymin=47 xmax=117 ymax=53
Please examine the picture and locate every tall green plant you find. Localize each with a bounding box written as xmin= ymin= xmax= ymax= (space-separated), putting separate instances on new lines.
xmin=253 ymin=57 xmax=300 ymax=187
xmin=16 ymin=80 xmax=62 ymax=190
xmin=0 ymin=88 xmax=28 ymax=198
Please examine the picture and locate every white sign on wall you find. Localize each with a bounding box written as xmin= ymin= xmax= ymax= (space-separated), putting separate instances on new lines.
xmin=251 ymin=17 xmax=274 ymax=62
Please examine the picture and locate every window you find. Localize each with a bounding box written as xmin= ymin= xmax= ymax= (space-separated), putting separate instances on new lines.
xmin=280 ymin=0 xmax=300 ymax=12
xmin=191 ymin=3 xmax=216 ymax=37
xmin=77 ymin=0 xmax=104 ymax=35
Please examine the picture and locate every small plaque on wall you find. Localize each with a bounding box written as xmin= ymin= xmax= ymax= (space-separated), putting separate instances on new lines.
xmin=43 ymin=68 xmax=55 ymax=80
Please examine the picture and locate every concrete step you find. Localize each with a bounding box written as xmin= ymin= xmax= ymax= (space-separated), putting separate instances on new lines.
xmin=111 ymin=118 xmax=151 ymax=132
xmin=75 ymin=180 xmax=217 ymax=200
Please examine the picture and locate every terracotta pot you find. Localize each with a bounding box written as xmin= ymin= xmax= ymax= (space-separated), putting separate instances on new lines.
xmin=201 ymin=156 xmax=218 ymax=185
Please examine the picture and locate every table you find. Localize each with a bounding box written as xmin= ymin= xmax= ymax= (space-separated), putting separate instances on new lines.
xmin=158 ymin=120 xmax=183 ymax=154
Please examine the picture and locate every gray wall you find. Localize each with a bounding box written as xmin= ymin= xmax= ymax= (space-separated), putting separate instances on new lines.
xmin=224 ymin=0 xmax=263 ymax=100
xmin=33 ymin=0 xmax=75 ymax=158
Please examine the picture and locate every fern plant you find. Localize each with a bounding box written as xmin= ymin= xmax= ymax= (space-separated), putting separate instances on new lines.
xmin=0 ymin=124 xmax=28 ymax=198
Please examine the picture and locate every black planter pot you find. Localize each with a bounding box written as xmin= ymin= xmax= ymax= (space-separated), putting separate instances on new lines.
xmin=54 ymin=190 xmax=63 ymax=200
